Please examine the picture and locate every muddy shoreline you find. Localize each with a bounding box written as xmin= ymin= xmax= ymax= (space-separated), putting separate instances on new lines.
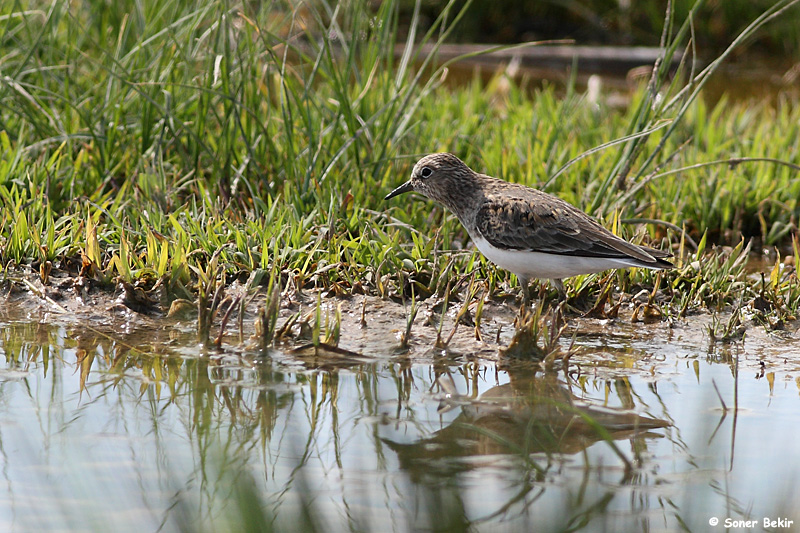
xmin=5 ymin=268 xmax=798 ymax=381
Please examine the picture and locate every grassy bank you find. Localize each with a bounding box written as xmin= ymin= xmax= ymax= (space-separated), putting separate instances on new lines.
xmin=1 ymin=0 xmax=800 ymax=326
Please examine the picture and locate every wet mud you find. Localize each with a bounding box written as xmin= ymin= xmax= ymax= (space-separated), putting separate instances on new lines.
xmin=6 ymin=268 xmax=799 ymax=380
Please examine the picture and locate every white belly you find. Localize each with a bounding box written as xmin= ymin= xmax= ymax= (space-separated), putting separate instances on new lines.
xmin=472 ymin=235 xmax=647 ymax=280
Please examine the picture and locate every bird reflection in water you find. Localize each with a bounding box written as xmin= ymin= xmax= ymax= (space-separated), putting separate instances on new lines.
xmin=384 ymin=370 xmax=669 ymax=480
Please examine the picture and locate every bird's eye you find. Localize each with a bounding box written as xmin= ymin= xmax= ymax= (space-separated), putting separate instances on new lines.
xmin=420 ymin=167 xmax=433 ymax=178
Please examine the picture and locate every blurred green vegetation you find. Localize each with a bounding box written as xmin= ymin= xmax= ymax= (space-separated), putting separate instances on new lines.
xmin=402 ymin=0 xmax=800 ymax=56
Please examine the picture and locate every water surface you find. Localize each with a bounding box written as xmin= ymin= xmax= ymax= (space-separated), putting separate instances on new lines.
xmin=0 ymin=302 xmax=798 ymax=532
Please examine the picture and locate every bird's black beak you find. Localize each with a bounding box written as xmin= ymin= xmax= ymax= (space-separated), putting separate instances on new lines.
xmin=384 ymin=180 xmax=414 ymax=200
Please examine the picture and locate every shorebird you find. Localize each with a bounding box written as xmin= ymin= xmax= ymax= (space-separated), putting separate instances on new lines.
xmin=385 ymin=153 xmax=672 ymax=305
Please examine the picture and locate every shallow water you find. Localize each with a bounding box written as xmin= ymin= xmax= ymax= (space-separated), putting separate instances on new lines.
xmin=1 ymin=300 xmax=799 ymax=532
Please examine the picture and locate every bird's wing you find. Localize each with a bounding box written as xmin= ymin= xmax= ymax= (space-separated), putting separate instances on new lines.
xmin=474 ymin=192 xmax=668 ymax=264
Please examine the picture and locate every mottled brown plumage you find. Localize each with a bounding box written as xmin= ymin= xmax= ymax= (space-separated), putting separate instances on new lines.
xmin=385 ymin=153 xmax=672 ymax=304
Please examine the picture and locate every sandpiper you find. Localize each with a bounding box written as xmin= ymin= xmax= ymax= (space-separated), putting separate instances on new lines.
xmin=385 ymin=153 xmax=673 ymax=305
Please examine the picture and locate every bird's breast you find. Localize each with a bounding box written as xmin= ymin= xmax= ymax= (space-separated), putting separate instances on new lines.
xmin=471 ymin=235 xmax=646 ymax=279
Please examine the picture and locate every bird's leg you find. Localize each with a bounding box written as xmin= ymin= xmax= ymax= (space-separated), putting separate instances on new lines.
xmin=519 ymin=276 xmax=531 ymax=311
xmin=552 ymin=279 xmax=567 ymax=302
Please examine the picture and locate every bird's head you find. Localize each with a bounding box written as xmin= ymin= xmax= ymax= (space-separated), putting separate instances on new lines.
xmin=384 ymin=153 xmax=474 ymax=207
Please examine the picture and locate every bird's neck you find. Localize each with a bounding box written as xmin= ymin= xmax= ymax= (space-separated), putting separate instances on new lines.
xmin=430 ymin=174 xmax=488 ymax=230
